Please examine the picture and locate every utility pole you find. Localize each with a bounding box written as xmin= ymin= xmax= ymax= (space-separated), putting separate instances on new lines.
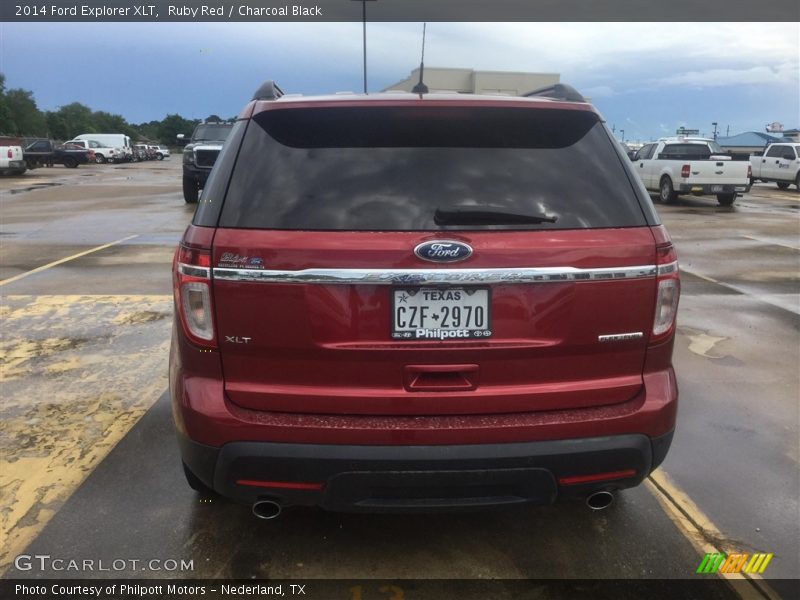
xmin=620 ymin=129 xmax=625 ymax=142
xmin=351 ymin=0 xmax=377 ymax=94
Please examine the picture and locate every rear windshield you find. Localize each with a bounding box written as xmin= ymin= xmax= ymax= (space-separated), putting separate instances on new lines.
xmin=658 ymin=143 xmax=714 ymax=160
xmin=218 ymin=106 xmax=646 ymax=231
xmin=193 ymin=124 xmax=233 ymax=142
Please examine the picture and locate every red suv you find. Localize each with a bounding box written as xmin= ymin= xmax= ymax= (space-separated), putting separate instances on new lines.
xmin=170 ymin=82 xmax=680 ymax=517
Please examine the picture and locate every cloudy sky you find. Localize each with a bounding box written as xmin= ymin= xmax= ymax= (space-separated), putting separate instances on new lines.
xmin=1 ymin=21 xmax=797 ymax=141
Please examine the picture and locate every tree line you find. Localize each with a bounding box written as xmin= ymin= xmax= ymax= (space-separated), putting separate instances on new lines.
xmin=0 ymin=73 xmax=200 ymax=145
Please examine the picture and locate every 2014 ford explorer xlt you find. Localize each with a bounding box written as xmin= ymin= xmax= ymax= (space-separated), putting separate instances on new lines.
xmin=170 ymin=82 xmax=680 ymax=517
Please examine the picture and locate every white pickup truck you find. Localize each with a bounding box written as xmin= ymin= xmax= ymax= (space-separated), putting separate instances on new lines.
xmin=750 ymin=143 xmax=800 ymax=191
xmin=631 ymin=137 xmax=751 ymax=206
xmin=0 ymin=142 xmax=26 ymax=175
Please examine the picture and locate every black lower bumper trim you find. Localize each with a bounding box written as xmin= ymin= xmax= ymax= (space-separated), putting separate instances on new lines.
xmin=178 ymin=430 xmax=674 ymax=512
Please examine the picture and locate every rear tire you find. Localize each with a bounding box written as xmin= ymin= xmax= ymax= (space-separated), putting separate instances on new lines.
xmin=157 ymin=153 xmax=164 ymax=160
xmin=659 ymin=176 xmax=676 ymax=203
xmin=95 ymin=154 xmax=106 ymax=164
xmin=717 ymin=193 xmax=736 ymax=206
xmin=183 ymin=175 xmax=199 ymax=204
xmin=63 ymin=156 xmax=78 ymax=168
xmin=776 ymin=182 xmax=790 ymax=190
xmin=182 ymin=462 xmax=213 ymax=493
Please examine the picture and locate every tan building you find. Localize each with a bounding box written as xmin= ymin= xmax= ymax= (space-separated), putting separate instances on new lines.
xmin=384 ymin=68 xmax=560 ymax=96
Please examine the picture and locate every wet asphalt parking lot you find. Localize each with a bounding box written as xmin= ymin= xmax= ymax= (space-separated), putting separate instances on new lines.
xmin=0 ymin=159 xmax=798 ymax=598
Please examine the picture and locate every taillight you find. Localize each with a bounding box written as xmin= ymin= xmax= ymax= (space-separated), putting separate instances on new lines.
xmin=173 ymin=245 xmax=216 ymax=347
xmin=747 ymin=165 xmax=752 ymax=178
xmin=7 ymin=149 xmax=12 ymax=159
xmin=680 ymin=164 xmax=690 ymax=178
xmin=652 ymin=230 xmax=680 ymax=341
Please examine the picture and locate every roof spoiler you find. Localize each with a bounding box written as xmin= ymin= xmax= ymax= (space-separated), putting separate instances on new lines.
xmin=523 ymin=84 xmax=585 ymax=103
xmin=252 ymin=80 xmax=284 ymax=101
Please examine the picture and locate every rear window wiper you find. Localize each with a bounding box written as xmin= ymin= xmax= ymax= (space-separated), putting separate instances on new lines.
xmin=434 ymin=206 xmax=558 ymax=226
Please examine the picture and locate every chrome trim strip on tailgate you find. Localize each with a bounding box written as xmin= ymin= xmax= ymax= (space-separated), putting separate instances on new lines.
xmin=212 ymin=265 xmax=658 ymax=285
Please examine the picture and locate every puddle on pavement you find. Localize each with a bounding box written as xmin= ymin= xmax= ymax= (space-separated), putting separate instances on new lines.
xmin=7 ymin=182 xmax=64 ymax=195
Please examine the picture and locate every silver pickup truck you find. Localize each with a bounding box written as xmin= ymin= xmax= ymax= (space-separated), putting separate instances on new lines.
xmin=631 ymin=137 xmax=751 ymax=206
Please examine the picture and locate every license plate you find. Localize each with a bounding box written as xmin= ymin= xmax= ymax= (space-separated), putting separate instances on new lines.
xmin=392 ymin=288 xmax=491 ymax=340
xmin=711 ymin=185 xmax=723 ymax=192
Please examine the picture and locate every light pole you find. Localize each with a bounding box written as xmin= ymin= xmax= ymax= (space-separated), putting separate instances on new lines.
xmin=620 ymin=129 xmax=625 ymax=143
xmin=351 ymin=0 xmax=377 ymax=94
xmin=712 ymin=122 xmax=718 ymax=140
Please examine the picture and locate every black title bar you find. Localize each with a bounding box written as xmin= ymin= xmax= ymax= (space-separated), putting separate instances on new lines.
xmin=2 ymin=0 xmax=799 ymax=22
xmin=3 ymin=578 xmax=790 ymax=600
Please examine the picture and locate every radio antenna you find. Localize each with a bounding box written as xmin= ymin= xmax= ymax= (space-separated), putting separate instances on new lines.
xmin=411 ymin=23 xmax=429 ymax=96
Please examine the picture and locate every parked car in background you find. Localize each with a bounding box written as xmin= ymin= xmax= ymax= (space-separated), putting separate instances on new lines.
xmin=750 ymin=143 xmax=800 ymax=190
xmin=132 ymin=144 xmax=148 ymax=162
xmin=0 ymin=138 xmax=27 ymax=175
xmin=65 ymin=138 xmax=123 ymax=164
xmin=73 ymin=133 xmax=133 ymax=163
xmin=179 ymin=121 xmax=234 ymax=203
xmin=23 ymin=139 xmax=93 ymax=169
xmin=156 ymin=145 xmax=171 ymax=159
xmin=631 ymin=137 xmax=751 ymax=206
xmin=62 ymin=143 xmax=96 ymax=164
xmin=171 ymin=81 xmax=681 ymax=516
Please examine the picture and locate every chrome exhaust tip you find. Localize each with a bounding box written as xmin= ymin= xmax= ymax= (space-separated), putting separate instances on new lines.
xmin=252 ymin=499 xmax=283 ymax=520
xmin=586 ymin=491 xmax=614 ymax=511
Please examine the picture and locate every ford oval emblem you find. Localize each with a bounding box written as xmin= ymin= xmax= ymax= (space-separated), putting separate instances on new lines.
xmin=414 ymin=240 xmax=473 ymax=263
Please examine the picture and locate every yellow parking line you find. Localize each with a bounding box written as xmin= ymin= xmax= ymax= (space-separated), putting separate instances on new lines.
xmin=741 ymin=235 xmax=800 ymax=252
xmin=646 ymin=471 xmax=781 ymax=600
xmin=0 ymin=294 xmax=172 ymax=574
xmin=0 ymin=235 xmax=139 ymax=287
xmin=679 ymin=267 xmax=720 ymax=284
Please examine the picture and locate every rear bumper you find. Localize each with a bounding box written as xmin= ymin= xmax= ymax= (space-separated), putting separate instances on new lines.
xmin=171 ymin=325 xmax=678 ymax=510
xmin=4 ymin=160 xmax=26 ymax=171
xmin=180 ymin=430 xmax=674 ymax=511
xmin=677 ymin=183 xmax=750 ymax=195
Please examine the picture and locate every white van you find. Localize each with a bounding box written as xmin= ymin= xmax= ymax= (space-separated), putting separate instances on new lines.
xmin=73 ymin=133 xmax=132 ymax=162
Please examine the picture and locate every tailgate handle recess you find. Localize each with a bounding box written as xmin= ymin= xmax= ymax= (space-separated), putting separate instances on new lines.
xmin=404 ymin=364 xmax=479 ymax=392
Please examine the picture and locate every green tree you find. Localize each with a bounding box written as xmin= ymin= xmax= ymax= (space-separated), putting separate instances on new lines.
xmin=130 ymin=119 xmax=162 ymax=142
xmin=93 ymin=110 xmax=137 ymax=138
xmin=4 ymin=88 xmax=47 ymax=136
xmin=45 ymin=111 xmax=67 ymax=140
xmin=158 ymin=113 xmax=198 ymax=145
xmin=48 ymin=102 xmax=94 ymax=139
xmin=0 ymin=74 xmax=14 ymax=135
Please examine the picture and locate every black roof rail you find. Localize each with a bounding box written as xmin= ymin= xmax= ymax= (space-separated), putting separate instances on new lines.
xmin=252 ymin=80 xmax=284 ymax=101
xmin=523 ymin=83 xmax=585 ymax=103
